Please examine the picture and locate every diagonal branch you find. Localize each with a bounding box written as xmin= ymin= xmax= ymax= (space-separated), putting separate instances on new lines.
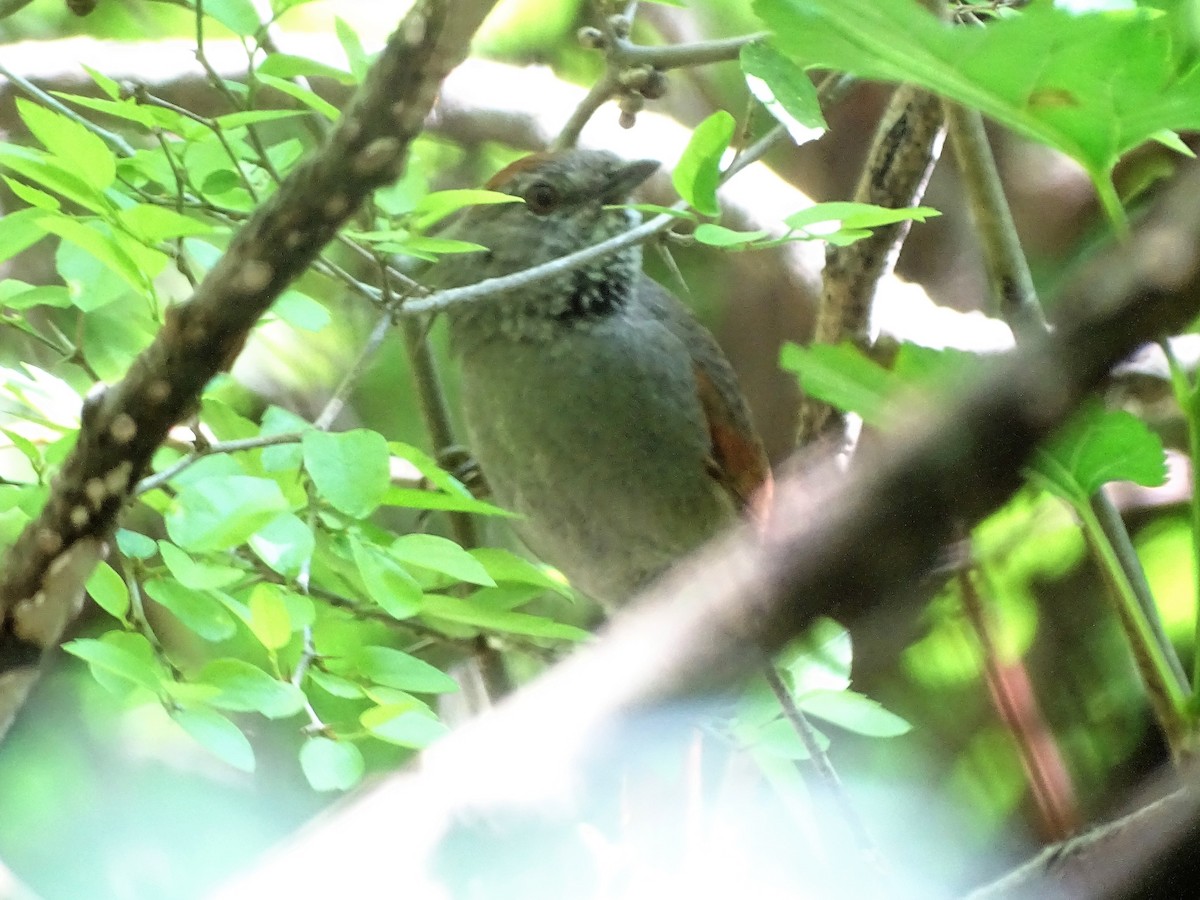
xmin=0 ymin=0 xmax=500 ymax=742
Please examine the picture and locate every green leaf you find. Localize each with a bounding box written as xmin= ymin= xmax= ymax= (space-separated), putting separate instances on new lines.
xmin=409 ymin=189 xmax=522 ymax=231
xmin=308 ymin=668 xmax=363 ymax=699
xmin=63 ymin=633 xmax=162 ymax=691
xmin=778 ymin=342 xmax=893 ymax=425
xmin=756 ymin=0 xmax=1200 ymax=225
xmin=273 ymin=291 xmax=331 ymax=332
xmin=360 ymin=704 xmax=449 ymax=748
xmin=350 ymin=645 xmax=459 ymax=694
xmin=741 ymin=41 xmax=828 ymax=144
xmin=0 ymin=144 xmax=109 ymax=214
xmin=799 ymin=689 xmax=912 ymax=737
xmin=203 ymin=0 xmax=262 ymax=37
xmin=51 ymin=92 xmax=155 ymax=129
xmin=254 ymin=74 xmax=341 ymax=122
xmin=158 ymin=541 xmax=244 ymax=590
xmin=5 ymin=176 xmax=61 ymax=211
xmin=256 ymin=54 xmax=356 ymax=86
xmin=78 ymin=65 xmax=120 ymax=100
xmin=197 ymin=658 xmax=306 ymax=718
xmin=116 ymin=528 xmax=157 ymax=559
xmin=248 ymin=582 xmax=294 ymax=650
xmin=0 ymin=208 xmax=49 ymax=263
xmin=784 ymin=201 xmax=940 ymax=232
xmin=335 ymin=16 xmax=370 ymax=81
xmin=86 ymin=561 xmax=129 ymax=619
xmin=40 ymin=215 xmax=158 ymax=297
xmin=470 ymin=548 xmax=571 ymax=596
xmin=172 ymin=706 xmax=256 ymax=772
xmin=421 ymin=594 xmax=590 ymax=641
xmin=117 ymin=205 xmax=214 ymax=243
xmin=1030 ymin=404 xmax=1168 ymax=503
xmin=15 ymin=98 xmax=116 ymax=191
xmin=351 ymin=537 xmax=423 ymax=619
xmin=302 ymin=429 xmax=390 ymax=518
xmin=248 ymin=512 xmax=314 ymax=578
xmin=300 ymin=737 xmax=365 ymax=791
xmin=213 ymin=109 xmax=312 ymax=130
xmin=780 ymin=617 xmax=852 ymax=694
xmin=144 ymin=579 xmax=238 ymax=641
xmin=165 ymin=475 xmax=290 ymax=552
xmin=673 ymin=109 xmax=736 ymax=216
xmin=693 ymin=224 xmax=771 ymax=247
xmin=390 ymin=533 xmax=495 ymax=586
xmin=380 ymin=487 xmax=516 ymax=518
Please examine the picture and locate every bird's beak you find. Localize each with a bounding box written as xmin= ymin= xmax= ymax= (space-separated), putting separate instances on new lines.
xmin=602 ymin=158 xmax=661 ymax=203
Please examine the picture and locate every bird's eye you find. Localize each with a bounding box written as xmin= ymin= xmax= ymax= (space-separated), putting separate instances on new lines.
xmin=524 ymin=181 xmax=561 ymax=215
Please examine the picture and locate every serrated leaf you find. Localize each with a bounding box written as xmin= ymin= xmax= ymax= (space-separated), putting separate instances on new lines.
xmin=741 ymin=41 xmax=827 ymax=144
xmin=0 ymin=144 xmax=109 ymax=214
xmin=300 ymin=737 xmax=364 ymax=791
xmin=673 ymin=110 xmax=736 ymax=216
xmin=15 ymin=98 xmax=115 ymax=190
xmin=360 ymin=704 xmax=449 ymax=748
xmin=350 ymin=645 xmax=459 ymax=694
xmin=303 ymin=429 xmax=390 ymax=518
xmin=86 ymin=561 xmax=129 ymax=619
xmin=197 ymin=658 xmax=306 ymax=718
xmin=390 ymin=533 xmax=495 ymax=586
xmin=165 ymin=475 xmax=290 ymax=552
xmin=173 ymin=706 xmax=256 ymax=772
xmin=144 ymin=579 xmax=238 ymax=641
xmin=800 ymin=689 xmax=912 ymax=737
xmin=779 ymin=342 xmax=893 ymax=425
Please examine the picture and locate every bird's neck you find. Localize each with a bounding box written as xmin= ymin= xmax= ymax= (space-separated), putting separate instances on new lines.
xmin=448 ymin=247 xmax=641 ymax=349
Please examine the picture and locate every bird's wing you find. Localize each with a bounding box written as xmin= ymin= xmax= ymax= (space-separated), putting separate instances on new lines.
xmin=638 ymin=275 xmax=773 ymax=523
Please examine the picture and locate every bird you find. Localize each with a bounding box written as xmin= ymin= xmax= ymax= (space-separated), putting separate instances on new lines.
xmin=429 ymin=148 xmax=771 ymax=610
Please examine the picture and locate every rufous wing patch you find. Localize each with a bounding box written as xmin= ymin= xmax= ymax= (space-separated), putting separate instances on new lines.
xmin=693 ymin=366 xmax=773 ymax=525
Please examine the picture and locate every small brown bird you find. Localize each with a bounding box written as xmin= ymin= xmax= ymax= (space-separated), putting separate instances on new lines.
xmin=432 ymin=149 xmax=771 ymax=608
